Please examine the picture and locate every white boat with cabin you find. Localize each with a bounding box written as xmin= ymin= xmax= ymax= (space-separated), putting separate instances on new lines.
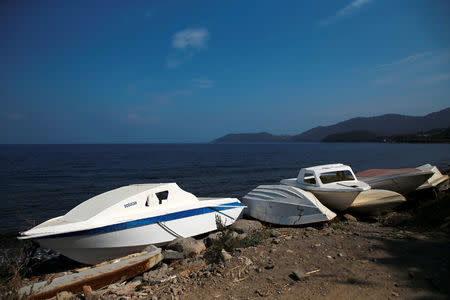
xmin=19 ymin=183 xmax=244 ymax=265
xmin=280 ymin=164 xmax=371 ymax=211
xmin=241 ymin=185 xmax=336 ymax=225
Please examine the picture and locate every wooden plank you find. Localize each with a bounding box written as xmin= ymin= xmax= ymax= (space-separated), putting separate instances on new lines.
xmin=20 ymin=248 xmax=162 ymax=300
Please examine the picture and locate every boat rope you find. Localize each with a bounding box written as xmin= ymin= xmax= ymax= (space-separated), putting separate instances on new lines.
xmin=157 ymin=222 xmax=183 ymax=238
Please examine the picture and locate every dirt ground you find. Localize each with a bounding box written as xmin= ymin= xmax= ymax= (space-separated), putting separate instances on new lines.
xmin=5 ymin=191 xmax=450 ymax=300
xmin=151 ymin=217 xmax=449 ymax=300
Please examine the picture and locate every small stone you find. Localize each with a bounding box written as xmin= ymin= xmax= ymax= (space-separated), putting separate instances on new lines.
xmin=326 ymin=255 xmax=333 ymax=259
xmin=204 ymin=271 xmax=212 ymax=278
xmin=163 ymin=249 xmax=184 ymax=260
xmin=265 ymin=261 xmax=275 ymax=269
xmin=291 ymin=268 xmax=308 ymax=281
xmin=305 ymin=227 xmax=317 ymax=231
xmin=131 ymin=275 xmax=143 ymax=282
xmin=337 ymin=253 xmax=344 ymax=257
xmin=343 ymin=214 xmax=357 ymax=222
xmin=111 ymin=281 xmax=142 ymax=296
xmin=143 ymin=263 xmax=168 ymax=283
xmin=220 ymin=249 xmax=232 ymax=261
xmin=272 ymin=238 xmax=281 ymax=244
xmin=270 ymin=229 xmax=281 ymax=237
xmin=407 ymin=267 xmax=423 ymax=279
xmin=391 ymin=292 xmax=399 ymax=297
xmin=56 ymin=291 xmax=75 ymax=300
xmin=255 ymin=289 xmax=269 ymax=297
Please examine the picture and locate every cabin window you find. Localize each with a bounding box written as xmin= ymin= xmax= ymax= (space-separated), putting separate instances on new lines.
xmin=156 ymin=191 xmax=169 ymax=204
xmin=303 ymin=172 xmax=316 ymax=184
xmin=319 ymin=170 xmax=354 ymax=184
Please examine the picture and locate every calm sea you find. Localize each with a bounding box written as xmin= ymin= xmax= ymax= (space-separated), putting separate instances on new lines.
xmin=1 ymin=143 xmax=449 ymax=233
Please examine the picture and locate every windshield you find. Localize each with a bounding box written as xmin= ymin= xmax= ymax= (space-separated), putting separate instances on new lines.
xmin=319 ymin=170 xmax=355 ymax=184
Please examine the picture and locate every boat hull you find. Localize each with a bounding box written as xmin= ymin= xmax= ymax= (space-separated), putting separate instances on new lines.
xmin=242 ymin=185 xmax=336 ymax=225
xmin=348 ymin=189 xmax=406 ymax=215
xmin=34 ymin=206 xmax=243 ymax=265
xmin=243 ymin=199 xmax=335 ymax=225
xmin=309 ymin=190 xmax=361 ymax=212
xmin=361 ymin=173 xmax=432 ymax=194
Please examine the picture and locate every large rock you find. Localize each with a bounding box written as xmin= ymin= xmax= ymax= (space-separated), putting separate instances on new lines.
xmin=230 ymin=219 xmax=262 ymax=234
xmin=143 ymin=263 xmax=168 ymax=283
xmin=167 ymin=237 xmax=206 ymax=257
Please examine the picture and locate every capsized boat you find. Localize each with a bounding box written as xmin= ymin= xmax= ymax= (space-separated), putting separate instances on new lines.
xmin=416 ymin=164 xmax=449 ymax=191
xmin=19 ymin=183 xmax=244 ymax=265
xmin=280 ymin=164 xmax=371 ymax=211
xmin=355 ymin=167 xmax=433 ymax=194
xmin=241 ymin=185 xmax=336 ymax=225
xmin=348 ymin=189 xmax=406 ymax=215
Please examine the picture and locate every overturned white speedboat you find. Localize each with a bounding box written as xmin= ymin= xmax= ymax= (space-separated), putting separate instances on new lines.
xmin=19 ymin=183 xmax=244 ymax=265
xmin=355 ymin=167 xmax=433 ymax=194
xmin=281 ymin=164 xmax=371 ymax=211
xmin=242 ymin=185 xmax=336 ymax=225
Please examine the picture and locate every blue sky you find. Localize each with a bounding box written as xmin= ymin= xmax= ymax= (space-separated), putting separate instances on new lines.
xmin=1 ymin=0 xmax=450 ymax=143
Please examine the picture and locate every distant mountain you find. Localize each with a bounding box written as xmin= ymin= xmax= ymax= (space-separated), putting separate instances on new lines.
xmin=322 ymin=130 xmax=378 ymax=143
xmin=211 ymin=132 xmax=291 ymax=143
xmin=212 ymin=107 xmax=450 ymax=143
xmin=292 ymin=108 xmax=450 ymax=142
xmin=386 ymin=127 xmax=450 ymax=143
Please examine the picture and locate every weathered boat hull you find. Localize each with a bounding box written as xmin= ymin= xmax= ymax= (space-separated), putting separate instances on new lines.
xmin=19 ymin=247 xmax=162 ymax=300
xmin=416 ymin=164 xmax=449 ymax=191
xmin=360 ymin=173 xmax=432 ymax=194
xmin=348 ymin=189 xmax=406 ymax=215
xmin=309 ymin=190 xmax=361 ymax=212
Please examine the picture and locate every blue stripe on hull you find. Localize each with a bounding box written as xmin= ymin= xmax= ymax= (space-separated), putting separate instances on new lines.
xmin=38 ymin=202 xmax=244 ymax=239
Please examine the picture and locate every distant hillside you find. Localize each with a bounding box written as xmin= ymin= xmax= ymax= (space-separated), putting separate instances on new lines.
xmin=211 ymin=132 xmax=291 ymax=143
xmin=322 ymin=127 xmax=450 ymax=143
xmin=212 ymin=107 xmax=450 ymax=143
xmin=322 ymin=130 xmax=378 ymax=143
xmin=386 ymin=127 xmax=450 ymax=143
xmin=292 ymin=108 xmax=450 ymax=142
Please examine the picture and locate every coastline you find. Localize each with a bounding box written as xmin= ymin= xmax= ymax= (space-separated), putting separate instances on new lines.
xmin=2 ymin=188 xmax=449 ymax=300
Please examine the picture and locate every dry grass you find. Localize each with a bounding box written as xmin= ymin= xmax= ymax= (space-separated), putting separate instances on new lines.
xmin=0 ymin=241 xmax=37 ymax=300
xmin=204 ymin=216 xmax=268 ymax=264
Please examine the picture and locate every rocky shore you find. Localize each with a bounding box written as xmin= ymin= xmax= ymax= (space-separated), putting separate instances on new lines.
xmin=2 ymin=190 xmax=450 ymax=300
